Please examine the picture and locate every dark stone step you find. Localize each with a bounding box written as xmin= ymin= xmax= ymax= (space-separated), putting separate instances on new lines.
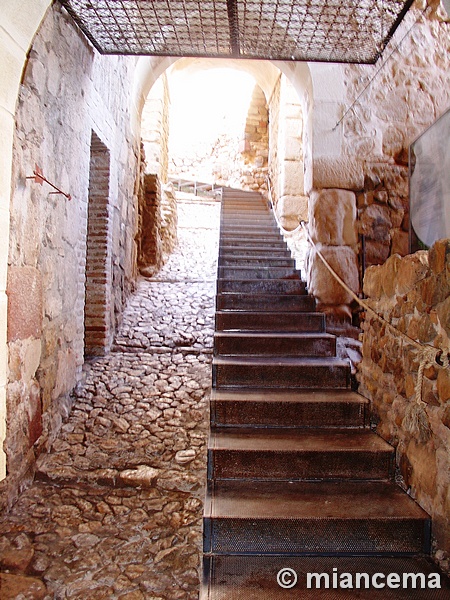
xmin=214 ymin=331 xmax=336 ymax=357
xmin=216 ymin=293 xmax=315 ymax=312
xmin=212 ymin=356 xmax=351 ymax=390
xmin=210 ymin=389 xmax=369 ymax=429
xmin=217 ymin=266 xmax=300 ymax=280
xmin=215 ymin=310 xmax=324 ymax=332
xmin=208 ymin=428 xmax=394 ymax=481
xmin=203 ymin=480 xmax=431 ymax=555
xmin=201 ymin=555 xmax=449 ymax=599
xmin=217 ymin=279 xmax=307 ymax=294
xmin=218 ymin=256 xmax=296 ymax=268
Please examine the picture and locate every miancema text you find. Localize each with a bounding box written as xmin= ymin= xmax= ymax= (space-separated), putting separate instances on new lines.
xmin=307 ymin=569 xmax=441 ymax=589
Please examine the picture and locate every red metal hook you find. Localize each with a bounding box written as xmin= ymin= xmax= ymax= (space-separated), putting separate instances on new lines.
xmin=27 ymin=164 xmax=72 ymax=200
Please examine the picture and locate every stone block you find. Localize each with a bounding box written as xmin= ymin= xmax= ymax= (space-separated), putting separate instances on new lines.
xmin=362 ymin=264 xmax=382 ymax=300
xmin=276 ymin=195 xmax=308 ymax=229
xmin=7 ymin=266 xmax=43 ymax=342
xmin=281 ymin=160 xmax=304 ymax=196
xmin=395 ymin=251 xmax=429 ymax=296
xmin=0 ymin=109 xmax=14 ymax=212
xmin=0 ymin=572 xmax=47 ymax=600
xmin=309 ymin=188 xmax=357 ymax=247
xmin=364 ymin=239 xmax=390 ymax=266
xmin=429 ymin=239 xmax=450 ymax=275
xmin=307 ymin=244 xmax=360 ymax=305
xmin=312 ymin=156 xmax=364 ymax=191
xmin=51 ymin=349 xmax=77 ymax=401
xmin=358 ymin=204 xmax=392 ymax=240
xmin=0 ymin=32 xmax=25 ymax=114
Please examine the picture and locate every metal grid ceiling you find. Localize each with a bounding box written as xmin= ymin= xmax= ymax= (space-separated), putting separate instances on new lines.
xmin=58 ymin=0 xmax=415 ymax=64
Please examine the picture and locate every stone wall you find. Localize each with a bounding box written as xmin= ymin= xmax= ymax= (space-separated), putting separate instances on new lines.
xmin=3 ymin=3 xmax=140 ymax=509
xmin=358 ymin=239 xmax=450 ymax=569
xmin=305 ymin=189 xmax=360 ymax=328
xmin=141 ymin=74 xmax=178 ymax=264
xmin=239 ymin=85 xmax=269 ymax=192
xmin=344 ymin=2 xmax=449 ymax=266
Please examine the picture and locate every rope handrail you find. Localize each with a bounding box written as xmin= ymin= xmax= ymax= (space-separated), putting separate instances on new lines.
xmin=299 ymin=220 xmax=449 ymax=440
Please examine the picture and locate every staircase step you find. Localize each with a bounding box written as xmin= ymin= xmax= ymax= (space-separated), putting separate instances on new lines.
xmin=215 ymin=311 xmax=324 ymax=332
xmin=214 ymin=331 xmax=336 ymax=357
xmin=218 ymin=256 xmax=296 ymax=267
xmin=203 ymin=480 xmax=431 ymax=555
xmin=216 ymin=293 xmax=315 ymax=312
xmin=210 ymin=389 xmax=368 ymax=428
xmin=220 ymin=230 xmax=282 ymax=239
xmin=220 ymin=214 xmax=274 ymax=222
xmin=218 ymin=266 xmax=300 ymax=280
xmin=219 ymin=246 xmax=291 ymax=257
xmin=212 ymin=356 xmax=351 ymax=389
xmin=208 ymin=428 xmax=394 ymax=481
xmin=219 ymin=238 xmax=288 ymax=249
xmin=217 ymin=279 xmax=307 ymax=294
xmin=201 ymin=555 xmax=450 ymax=599
xmin=220 ymin=224 xmax=278 ymax=233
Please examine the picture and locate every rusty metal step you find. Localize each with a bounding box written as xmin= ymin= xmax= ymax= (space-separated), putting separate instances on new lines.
xmin=220 ymin=223 xmax=278 ymax=232
xmin=210 ymin=389 xmax=369 ymax=429
xmin=219 ymin=238 xmax=288 ymax=250
xmin=212 ymin=356 xmax=351 ymax=390
xmin=217 ymin=265 xmax=300 ymax=280
xmin=218 ymin=256 xmax=296 ymax=268
xmin=203 ymin=480 xmax=431 ymax=555
xmin=219 ymin=246 xmax=291 ymax=257
xmin=208 ymin=428 xmax=394 ymax=481
xmin=214 ymin=331 xmax=336 ymax=357
xmin=215 ymin=310 xmax=324 ymax=332
xmin=201 ymin=555 xmax=450 ymax=599
xmin=216 ymin=293 xmax=315 ymax=312
xmin=217 ymin=279 xmax=307 ymax=294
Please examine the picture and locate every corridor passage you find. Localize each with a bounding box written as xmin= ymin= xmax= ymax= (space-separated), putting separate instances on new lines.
xmin=0 ymin=198 xmax=220 ymax=599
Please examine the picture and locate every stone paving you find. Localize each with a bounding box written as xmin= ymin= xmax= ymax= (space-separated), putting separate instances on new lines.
xmin=0 ymin=198 xmax=220 ymax=600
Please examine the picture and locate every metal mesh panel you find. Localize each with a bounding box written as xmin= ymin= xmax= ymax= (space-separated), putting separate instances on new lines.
xmin=202 ymin=555 xmax=450 ymax=599
xmin=208 ymin=517 xmax=429 ymax=554
xmin=59 ymin=0 xmax=414 ymax=64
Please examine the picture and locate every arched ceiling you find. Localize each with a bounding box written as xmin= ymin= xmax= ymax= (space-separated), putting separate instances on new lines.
xmin=58 ymin=0 xmax=414 ymax=64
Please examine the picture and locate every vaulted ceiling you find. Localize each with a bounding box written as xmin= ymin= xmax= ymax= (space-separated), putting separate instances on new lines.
xmin=59 ymin=0 xmax=415 ymax=64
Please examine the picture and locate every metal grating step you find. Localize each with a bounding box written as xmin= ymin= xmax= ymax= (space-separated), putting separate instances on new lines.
xmin=201 ymin=555 xmax=450 ymax=599
xmin=208 ymin=427 xmax=394 ymax=481
xmin=204 ymin=480 xmax=431 ymax=556
xmin=210 ymin=389 xmax=369 ymax=429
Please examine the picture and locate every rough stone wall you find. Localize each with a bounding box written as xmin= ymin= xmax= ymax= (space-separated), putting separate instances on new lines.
xmin=268 ymin=75 xmax=281 ymax=205
xmin=276 ymin=76 xmax=308 ymax=230
xmin=343 ymin=2 xmax=450 ymax=266
xmin=141 ymin=74 xmax=170 ymax=182
xmin=141 ymin=74 xmax=178 ymax=263
xmin=358 ymin=239 xmax=450 ymax=569
xmin=239 ymin=85 xmax=269 ymax=192
xmin=305 ymin=189 xmax=361 ymax=329
xmin=3 ymin=4 xmax=140 ymax=509
xmin=137 ymin=174 xmax=163 ymax=277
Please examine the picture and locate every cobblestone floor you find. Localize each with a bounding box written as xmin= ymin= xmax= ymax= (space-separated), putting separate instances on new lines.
xmin=0 ymin=198 xmax=220 ymax=600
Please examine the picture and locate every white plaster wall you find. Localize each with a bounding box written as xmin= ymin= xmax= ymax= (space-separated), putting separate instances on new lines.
xmin=0 ymin=0 xmax=52 ymax=480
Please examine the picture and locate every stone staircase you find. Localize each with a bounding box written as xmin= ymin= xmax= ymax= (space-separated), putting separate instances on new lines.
xmin=201 ymin=189 xmax=450 ymax=598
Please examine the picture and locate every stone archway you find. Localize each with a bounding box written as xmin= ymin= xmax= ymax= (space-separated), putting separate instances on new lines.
xmin=0 ymin=0 xmax=53 ymax=480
